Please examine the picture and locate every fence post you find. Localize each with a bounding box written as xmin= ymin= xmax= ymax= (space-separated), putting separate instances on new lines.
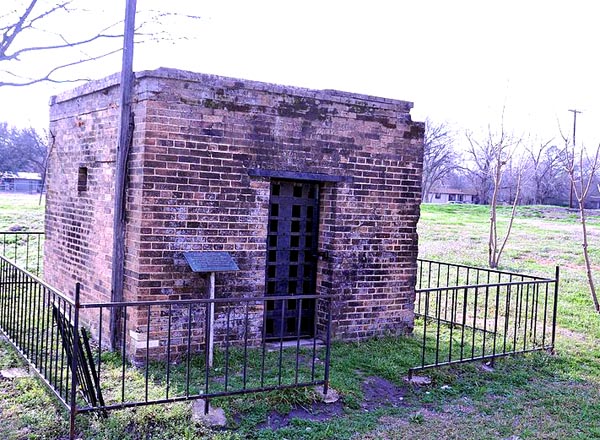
xmin=322 ymin=296 xmax=333 ymax=395
xmin=551 ymin=266 xmax=560 ymax=351
xmin=204 ymin=300 xmax=211 ymax=415
xmin=69 ymin=283 xmax=81 ymax=440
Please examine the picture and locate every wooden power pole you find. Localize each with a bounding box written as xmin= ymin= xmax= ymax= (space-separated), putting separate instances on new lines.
xmin=568 ymin=109 xmax=582 ymax=209
xmin=110 ymin=0 xmax=137 ymax=350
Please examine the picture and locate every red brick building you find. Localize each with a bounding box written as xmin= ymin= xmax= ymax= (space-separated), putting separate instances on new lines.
xmin=45 ymin=68 xmax=423 ymax=354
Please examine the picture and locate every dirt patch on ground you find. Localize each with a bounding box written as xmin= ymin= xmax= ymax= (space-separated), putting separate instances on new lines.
xmin=256 ymin=399 xmax=346 ymax=430
xmin=256 ymin=376 xmax=409 ymax=430
xmin=556 ymin=326 xmax=590 ymax=343
xmin=360 ymin=376 xmax=408 ymax=411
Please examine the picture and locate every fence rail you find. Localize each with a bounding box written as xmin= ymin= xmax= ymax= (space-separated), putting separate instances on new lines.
xmin=410 ymin=259 xmax=559 ymax=377
xmin=0 ymin=231 xmax=44 ymax=276
xmin=0 ymin=254 xmax=332 ymax=439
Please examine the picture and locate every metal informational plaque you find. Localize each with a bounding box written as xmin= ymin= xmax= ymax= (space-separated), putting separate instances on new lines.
xmin=183 ymin=252 xmax=239 ymax=273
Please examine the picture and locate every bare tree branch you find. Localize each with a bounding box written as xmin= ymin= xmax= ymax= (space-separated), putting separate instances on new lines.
xmin=1 ymin=1 xmax=201 ymax=87
xmin=559 ymin=139 xmax=600 ymax=313
xmin=421 ymin=119 xmax=457 ymax=201
xmin=0 ymin=46 xmax=121 ymax=86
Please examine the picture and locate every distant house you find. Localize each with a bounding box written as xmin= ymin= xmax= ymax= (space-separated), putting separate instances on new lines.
xmin=0 ymin=172 xmax=42 ymax=193
xmin=425 ymin=187 xmax=477 ymax=204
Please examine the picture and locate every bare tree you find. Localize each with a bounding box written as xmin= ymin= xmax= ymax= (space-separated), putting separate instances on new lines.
xmin=0 ymin=123 xmax=47 ymax=173
xmin=464 ymin=131 xmax=495 ymax=205
xmin=523 ymin=140 xmax=566 ymax=205
xmin=421 ymin=119 xmax=457 ymax=201
xmin=560 ymin=139 xmax=600 ymax=312
xmin=1 ymin=0 xmax=199 ymax=87
xmin=465 ymin=110 xmax=523 ymax=268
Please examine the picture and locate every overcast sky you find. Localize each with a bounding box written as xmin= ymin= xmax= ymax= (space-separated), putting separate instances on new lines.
xmin=1 ymin=0 xmax=598 ymax=148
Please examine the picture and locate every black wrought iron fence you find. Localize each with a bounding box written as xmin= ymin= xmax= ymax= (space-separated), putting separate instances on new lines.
xmin=0 ymin=255 xmax=333 ymax=439
xmin=410 ymin=259 xmax=559 ymax=377
xmin=0 ymin=231 xmax=44 ymax=276
xmin=0 ymin=255 xmax=76 ymax=410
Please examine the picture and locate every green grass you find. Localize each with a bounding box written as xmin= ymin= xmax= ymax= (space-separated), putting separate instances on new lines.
xmin=0 ymin=193 xmax=44 ymax=231
xmin=2 ymin=196 xmax=600 ymax=439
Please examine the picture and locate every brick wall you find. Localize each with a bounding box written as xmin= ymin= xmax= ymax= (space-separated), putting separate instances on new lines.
xmin=45 ymin=68 xmax=423 ymax=356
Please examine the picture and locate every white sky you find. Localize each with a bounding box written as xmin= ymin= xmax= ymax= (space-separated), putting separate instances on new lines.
xmin=1 ymin=0 xmax=599 ymax=149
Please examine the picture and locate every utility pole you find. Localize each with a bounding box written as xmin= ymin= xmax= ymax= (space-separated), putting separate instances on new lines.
xmin=110 ymin=0 xmax=137 ymax=350
xmin=568 ymin=109 xmax=582 ymax=209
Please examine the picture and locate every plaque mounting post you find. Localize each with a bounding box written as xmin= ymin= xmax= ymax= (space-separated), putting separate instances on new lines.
xmin=182 ymin=252 xmax=239 ymax=368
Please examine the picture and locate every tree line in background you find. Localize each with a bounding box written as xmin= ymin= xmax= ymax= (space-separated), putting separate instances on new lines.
xmin=422 ymin=118 xmax=598 ymax=209
xmin=0 ymin=123 xmax=47 ymax=174
xmin=424 ymin=116 xmax=600 ymax=311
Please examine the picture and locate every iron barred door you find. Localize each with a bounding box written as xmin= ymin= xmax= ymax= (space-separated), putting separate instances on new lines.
xmin=265 ymin=180 xmax=319 ymax=339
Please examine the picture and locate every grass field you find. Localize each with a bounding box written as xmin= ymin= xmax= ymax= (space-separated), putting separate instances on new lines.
xmin=1 ymin=194 xmax=600 ymax=439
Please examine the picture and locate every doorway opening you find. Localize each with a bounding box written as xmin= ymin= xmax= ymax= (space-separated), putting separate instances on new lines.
xmin=265 ymin=180 xmax=319 ymax=340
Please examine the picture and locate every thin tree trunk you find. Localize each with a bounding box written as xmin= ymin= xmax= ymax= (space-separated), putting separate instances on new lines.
xmin=496 ymin=172 xmax=522 ymax=263
xmin=578 ymin=205 xmax=600 ymax=312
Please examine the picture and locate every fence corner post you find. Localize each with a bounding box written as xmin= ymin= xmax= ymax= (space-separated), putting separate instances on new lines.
xmin=323 ymin=296 xmax=333 ymax=396
xmin=551 ymin=266 xmax=560 ymax=350
xmin=69 ymin=282 xmax=81 ymax=440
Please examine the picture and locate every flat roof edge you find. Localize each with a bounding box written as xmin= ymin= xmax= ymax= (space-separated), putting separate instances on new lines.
xmin=50 ymin=67 xmax=414 ymax=111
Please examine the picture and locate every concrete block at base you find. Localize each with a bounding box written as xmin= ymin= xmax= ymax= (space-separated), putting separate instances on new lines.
xmin=315 ymin=386 xmax=340 ymax=403
xmin=405 ymin=375 xmax=431 ymax=386
xmin=191 ymin=399 xmax=227 ymax=427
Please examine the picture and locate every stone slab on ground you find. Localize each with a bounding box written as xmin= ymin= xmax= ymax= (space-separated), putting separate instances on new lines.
xmin=404 ymin=375 xmax=432 ymax=386
xmin=0 ymin=367 xmax=29 ymax=379
xmin=191 ymin=399 xmax=227 ymax=427
xmin=314 ymin=386 xmax=340 ymax=404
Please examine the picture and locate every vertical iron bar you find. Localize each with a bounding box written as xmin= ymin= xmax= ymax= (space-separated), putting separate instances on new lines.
xmin=444 ymin=265 xmax=450 ymax=320
xmin=511 ymin=284 xmax=519 ymax=352
xmin=323 ymin=296 xmax=333 ymax=395
xmin=58 ymin=301 xmax=68 ymax=399
xmin=503 ymin=283 xmax=510 ymax=354
xmin=242 ymin=301 xmax=250 ymax=390
xmin=36 ymin=234 xmax=42 ymax=275
xmin=427 ymin=261 xmax=432 ymax=289
xmin=466 ymin=267 xmax=471 ymax=286
xmin=49 ymin=291 xmax=57 ymax=388
xmin=311 ymin=299 xmax=318 ymax=383
xmin=204 ymin=302 xmax=211 ymax=415
xmin=43 ymin=286 xmax=51 ymax=381
xmin=420 ymin=290 xmax=429 ymax=367
xmin=165 ymin=304 xmax=172 ymax=399
xmin=551 ymin=267 xmax=560 ymax=349
xmin=25 ymin=272 xmax=34 ymax=358
xmin=542 ymin=280 xmax=549 ymax=346
xmin=481 ymin=284 xmax=490 ymax=356
xmin=15 ymin=269 xmax=22 ymax=348
xmin=97 ymin=307 xmax=104 ymax=384
xmin=460 ymin=287 xmax=468 ymax=360
xmin=185 ymin=304 xmax=192 ymax=397
xmin=34 ymin=280 xmax=42 ymax=367
xmin=532 ymin=283 xmax=539 ymax=346
xmin=144 ymin=305 xmax=151 ymax=402
xmin=434 ymin=289 xmax=442 ymax=366
xmin=25 ymin=235 xmax=30 ymax=272
xmin=448 ymin=288 xmax=455 ymax=362
xmin=471 ymin=284 xmax=478 ymax=359
xmin=523 ymin=283 xmax=530 ymax=350
xmin=278 ymin=299 xmax=285 ymax=386
xmin=225 ymin=304 xmax=231 ymax=391
xmin=120 ymin=306 xmax=127 ymax=404
xmin=69 ymin=284 xmax=81 ymax=440
xmin=492 ymin=284 xmax=500 ymax=364
xmin=294 ymin=299 xmax=302 ymax=384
